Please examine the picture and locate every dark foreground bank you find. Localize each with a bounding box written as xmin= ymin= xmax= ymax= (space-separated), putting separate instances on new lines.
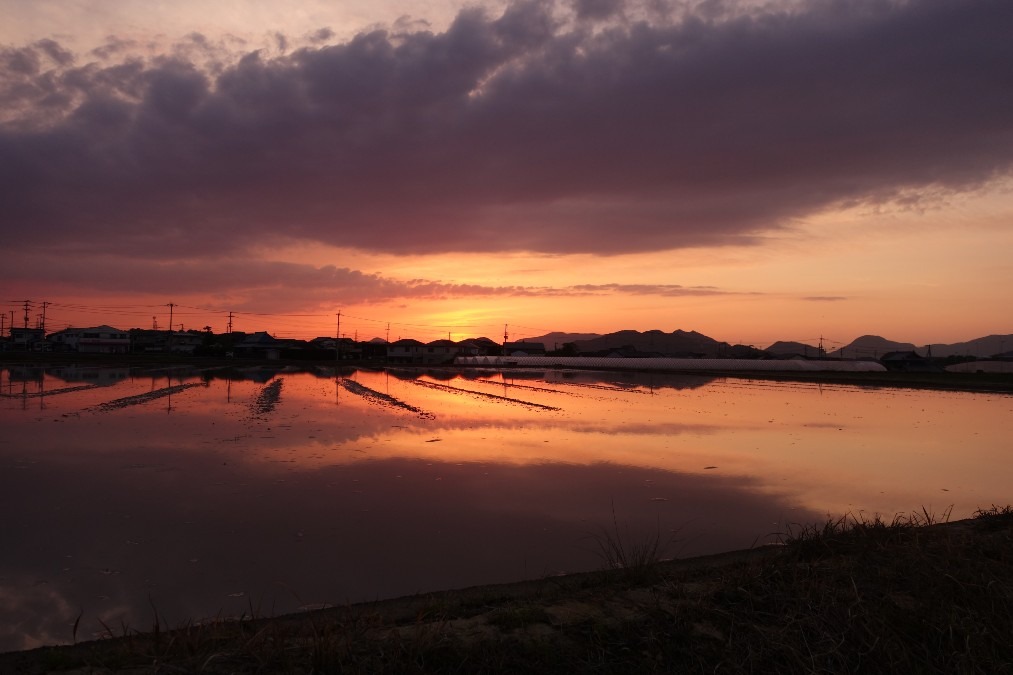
xmin=2 ymin=507 xmax=1011 ymax=674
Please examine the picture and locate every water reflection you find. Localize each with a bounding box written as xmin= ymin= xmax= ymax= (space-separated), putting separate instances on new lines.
xmin=0 ymin=451 xmax=809 ymax=652
xmin=1 ymin=364 xmax=1011 ymax=652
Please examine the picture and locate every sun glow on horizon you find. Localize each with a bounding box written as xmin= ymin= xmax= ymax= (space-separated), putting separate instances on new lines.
xmin=1 ymin=1 xmax=1011 ymax=347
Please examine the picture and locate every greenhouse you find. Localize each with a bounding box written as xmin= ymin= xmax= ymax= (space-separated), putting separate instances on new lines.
xmin=454 ymin=355 xmax=887 ymax=372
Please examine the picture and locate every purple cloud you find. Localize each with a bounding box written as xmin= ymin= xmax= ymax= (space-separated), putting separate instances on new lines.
xmin=2 ymin=253 xmax=749 ymax=310
xmin=1 ymin=0 xmax=1011 ymax=261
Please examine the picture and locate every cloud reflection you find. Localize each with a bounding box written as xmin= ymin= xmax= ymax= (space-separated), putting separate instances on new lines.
xmin=5 ymin=364 xmax=1009 ymax=653
xmin=0 ymin=447 xmax=812 ymax=652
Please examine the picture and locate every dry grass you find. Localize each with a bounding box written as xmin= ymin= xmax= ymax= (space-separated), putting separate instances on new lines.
xmin=2 ymin=507 xmax=1011 ymax=674
xmin=585 ymin=502 xmax=672 ymax=584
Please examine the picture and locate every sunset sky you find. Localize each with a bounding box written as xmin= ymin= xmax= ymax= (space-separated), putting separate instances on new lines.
xmin=2 ymin=0 xmax=1011 ymax=348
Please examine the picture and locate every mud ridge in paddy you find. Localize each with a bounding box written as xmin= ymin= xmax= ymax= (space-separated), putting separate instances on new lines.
xmin=249 ymin=379 xmax=284 ymax=417
xmin=409 ymin=379 xmax=561 ymax=411
xmin=471 ymin=379 xmax=576 ymax=396
xmin=536 ymin=380 xmax=652 ymax=394
xmin=341 ymin=379 xmax=435 ymax=419
xmin=93 ymin=383 xmax=208 ymax=411
xmin=0 ymin=384 xmax=102 ymax=399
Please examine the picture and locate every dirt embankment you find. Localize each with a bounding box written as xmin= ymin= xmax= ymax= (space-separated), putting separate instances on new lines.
xmin=3 ymin=509 xmax=1011 ymax=674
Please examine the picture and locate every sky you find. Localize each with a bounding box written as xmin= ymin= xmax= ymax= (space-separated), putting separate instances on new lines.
xmin=2 ymin=0 xmax=1011 ymax=348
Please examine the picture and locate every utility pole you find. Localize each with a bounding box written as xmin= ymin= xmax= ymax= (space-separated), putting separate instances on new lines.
xmin=166 ymin=303 xmax=175 ymax=353
xmin=336 ymin=311 xmax=341 ymax=362
xmin=40 ymin=301 xmax=50 ymax=335
xmin=152 ymin=316 xmax=158 ymax=330
xmin=227 ymin=312 xmax=234 ymax=334
xmin=22 ymin=300 xmax=31 ymax=329
xmin=385 ymin=323 xmax=390 ymax=343
xmin=0 ymin=313 xmax=5 ymax=338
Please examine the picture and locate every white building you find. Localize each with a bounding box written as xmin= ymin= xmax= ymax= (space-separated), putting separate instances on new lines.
xmin=10 ymin=327 xmax=46 ymax=350
xmin=48 ymin=325 xmax=130 ymax=354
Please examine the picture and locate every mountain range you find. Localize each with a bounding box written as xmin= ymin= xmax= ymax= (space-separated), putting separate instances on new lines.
xmin=524 ymin=330 xmax=1013 ymax=359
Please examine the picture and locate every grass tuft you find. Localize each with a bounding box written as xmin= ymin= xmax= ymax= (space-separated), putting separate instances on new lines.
xmin=586 ymin=502 xmax=673 ymax=583
xmin=778 ymin=506 xmax=953 ymax=560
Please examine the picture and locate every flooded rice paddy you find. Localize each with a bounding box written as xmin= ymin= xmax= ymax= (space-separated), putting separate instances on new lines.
xmin=1 ymin=363 xmax=1011 ymax=651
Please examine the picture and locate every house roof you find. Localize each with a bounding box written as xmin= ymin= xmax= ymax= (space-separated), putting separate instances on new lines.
xmin=504 ymin=341 xmax=545 ymax=351
xmin=881 ymin=351 xmax=924 ymax=361
xmin=239 ymin=331 xmax=281 ymax=345
xmin=54 ymin=325 xmax=126 ymax=334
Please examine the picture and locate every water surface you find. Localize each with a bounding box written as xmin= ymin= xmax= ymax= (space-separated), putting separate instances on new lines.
xmin=1 ymin=364 xmax=1010 ymax=651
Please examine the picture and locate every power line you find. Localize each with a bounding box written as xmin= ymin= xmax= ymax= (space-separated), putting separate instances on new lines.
xmin=4 ymin=298 xmax=558 ymax=342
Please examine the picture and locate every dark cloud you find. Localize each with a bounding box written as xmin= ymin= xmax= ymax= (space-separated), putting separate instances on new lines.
xmin=572 ymin=0 xmax=624 ymax=22
xmin=569 ymin=283 xmax=741 ymax=297
xmin=2 ymin=256 xmax=446 ymax=306
xmin=89 ymin=36 xmax=141 ymax=60
xmin=308 ymin=27 xmax=335 ymax=43
xmin=1 ymin=0 xmax=1011 ymax=261
xmin=32 ymin=38 xmax=74 ymax=67
xmin=2 ymin=253 xmax=744 ymax=309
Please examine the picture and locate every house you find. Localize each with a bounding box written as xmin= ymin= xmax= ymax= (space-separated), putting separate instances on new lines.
xmin=361 ymin=339 xmax=388 ymax=360
xmin=48 ymin=325 xmax=130 ymax=354
xmin=422 ymin=339 xmax=459 ymax=364
xmin=10 ymin=327 xmax=46 ymax=351
xmin=168 ymin=331 xmax=204 ymax=354
xmin=337 ymin=337 xmax=362 ymax=360
xmin=129 ymin=329 xmax=167 ymax=353
xmin=880 ymin=351 xmax=942 ymax=372
xmin=309 ymin=337 xmax=337 ymax=350
xmin=387 ymin=338 xmax=425 ymax=364
xmin=308 ymin=336 xmax=363 ymax=360
xmin=234 ymin=332 xmax=285 ymax=360
xmin=457 ymin=338 xmax=498 ymax=357
xmin=503 ymin=341 xmax=546 ymax=356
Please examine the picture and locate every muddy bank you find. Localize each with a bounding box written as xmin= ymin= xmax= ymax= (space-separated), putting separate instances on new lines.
xmin=3 ymin=509 xmax=1010 ymax=674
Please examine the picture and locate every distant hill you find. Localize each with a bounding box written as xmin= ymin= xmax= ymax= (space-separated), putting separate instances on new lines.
xmin=924 ymin=334 xmax=1013 ymax=358
xmin=821 ymin=334 xmax=1013 ymax=359
xmin=523 ymin=330 xmax=1013 ymax=360
xmin=525 ymin=332 xmax=601 ymax=349
xmin=765 ymin=341 xmax=821 ymax=357
xmin=531 ymin=329 xmax=727 ymax=357
xmin=827 ymin=335 xmax=916 ymax=359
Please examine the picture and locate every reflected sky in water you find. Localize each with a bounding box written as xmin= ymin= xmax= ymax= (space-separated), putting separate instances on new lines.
xmin=1 ymin=364 xmax=1011 ymax=651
